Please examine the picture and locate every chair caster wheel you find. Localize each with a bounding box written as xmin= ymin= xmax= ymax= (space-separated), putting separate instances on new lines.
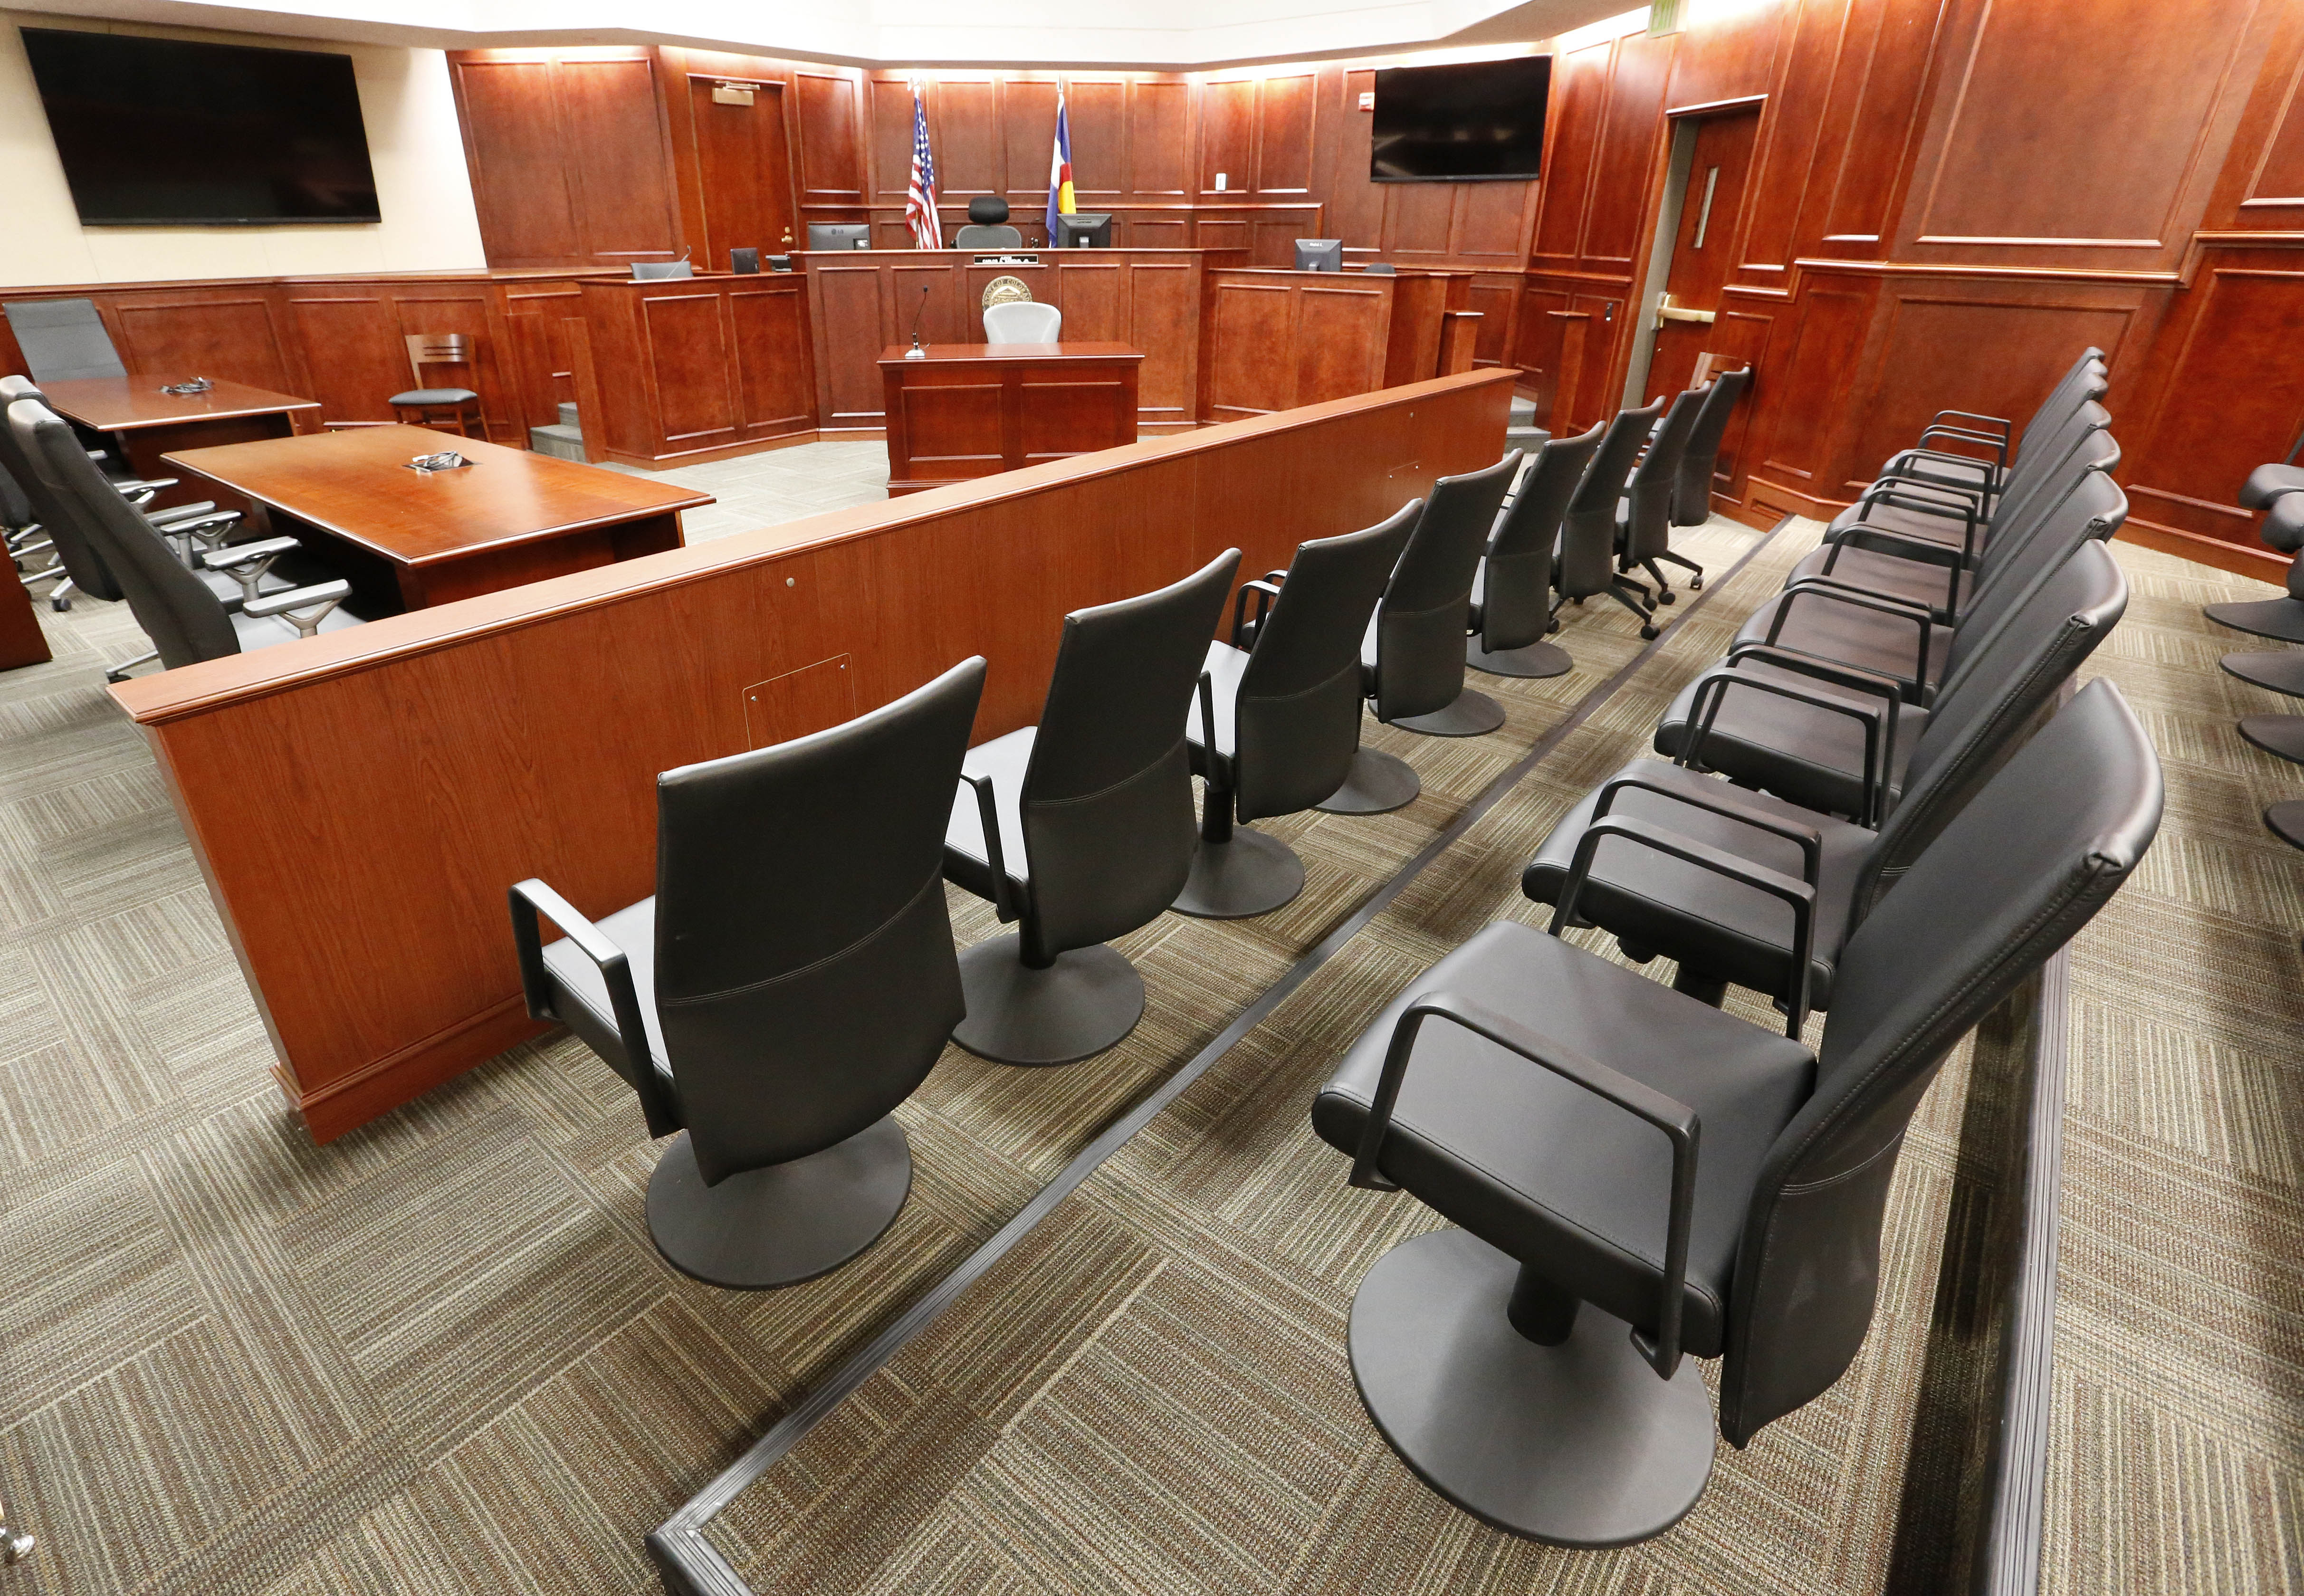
xmin=1690 ymin=577 xmax=1703 ymax=589
xmin=1658 ymin=591 xmax=1676 ymax=605
xmin=1640 ymin=625 xmax=1659 ymax=640
xmin=50 ymin=597 xmax=69 ymax=612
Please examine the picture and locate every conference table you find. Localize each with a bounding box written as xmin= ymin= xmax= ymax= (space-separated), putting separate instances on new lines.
xmin=37 ymin=373 xmax=322 ymax=516
xmin=162 ymin=425 xmax=713 ymax=613
xmin=880 ymin=343 xmax=1144 ymax=494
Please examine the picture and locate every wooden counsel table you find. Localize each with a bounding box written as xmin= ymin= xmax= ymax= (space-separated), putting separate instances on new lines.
xmin=880 ymin=343 xmax=1143 ymax=494
xmin=38 ymin=374 xmax=321 ymax=516
xmin=162 ymin=425 xmax=712 ymax=612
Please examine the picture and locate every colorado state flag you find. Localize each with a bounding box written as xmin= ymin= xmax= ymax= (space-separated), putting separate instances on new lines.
xmin=1046 ymin=92 xmax=1075 ymax=237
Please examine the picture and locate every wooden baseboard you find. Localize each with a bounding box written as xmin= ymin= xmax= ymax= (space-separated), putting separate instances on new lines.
xmin=2117 ymin=517 xmax=2285 ymax=583
xmin=291 ymin=996 xmax=549 ymax=1142
xmin=599 ymin=427 xmax=824 ymax=470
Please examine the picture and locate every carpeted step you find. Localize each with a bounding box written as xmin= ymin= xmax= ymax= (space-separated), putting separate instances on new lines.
xmin=528 ymin=422 xmax=587 ymax=461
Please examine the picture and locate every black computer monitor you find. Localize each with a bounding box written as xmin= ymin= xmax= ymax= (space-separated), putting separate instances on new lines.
xmin=1295 ymin=238 xmax=1343 ymax=272
xmin=807 ymin=224 xmax=872 ymax=251
xmin=729 ymin=247 xmax=760 ymax=274
xmin=1052 ymin=212 xmax=1112 ymax=248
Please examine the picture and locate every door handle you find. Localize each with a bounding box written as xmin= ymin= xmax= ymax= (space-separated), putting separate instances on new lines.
xmin=1655 ymin=293 xmax=1717 ymax=330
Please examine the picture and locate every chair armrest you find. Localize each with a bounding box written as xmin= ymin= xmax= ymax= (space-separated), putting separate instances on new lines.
xmin=163 ymin=511 xmax=242 ymax=542
xmin=148 ymin=501 xmax=220 ymax=526
xmin=1765 ymin=585 xmax=1933 ymax=699
xmin=201 ymin=535 xmax=300 ymax=569
xmin=1927 ymin=407 xmax=2010 ymax=436
xmin=1781 ymin=574 xmax=1932 ymax=618
xmin=1231 ymin=579 xmax=1282 ymax=648
xmin=243 ymin=579 xmax=349 ymax=620
xmin=1678 ymin=665 xmax=1893 ymax=825
xmin=506 ymin=879 xmax=679 ymax=1136
xmin=1590 ymin=769 xmax=1823 ymax=885
xmin=1348 ymin=989 xmax=1702 ymax=1377
xmin=959 ymin=772 xmax=1016 ymax=922
xmin=1844 ymin=488 xmax=1984 ymax=564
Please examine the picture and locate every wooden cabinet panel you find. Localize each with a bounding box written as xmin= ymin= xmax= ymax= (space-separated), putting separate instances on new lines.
xmin=1128 ymin=79 xmax=1193 ymax=197
xmin=1465 ymin=277 xmax=1520 ymax=367
xmin=1063 ymin=79 xmax=1125 ymax=200
xmin=1295 ymin=286 xmax=1387 ymax=402
xmin=867 ymin=75 xmax=917 ymax=202
xmin=1532 ymin=41 xmax=1610 ymax=268
xmin=1759 ymin=283 xmax=1875 ymax=485
xmin=1324 ymin=69 xmax=1385 ymax=246
xmin=559 ymin=57 xmax=680 ymax=261
xmin=1583 ymin=31 xmax=1673 ymax=270
xmin=813 ymin=265 xmax=889 ymax=425
xmin=1004 ymin=78 xmax=1063 ymax=204
xmin=795 ymin=71 xmax=865 ymax=200
xmin=450 ymin=59 xmax=581 ymax=266
xmin=935 ymin=77 xmax=1001 ymax=197
xmin=1208 ymin=282 xmax=1296 ymax=417
xmin=285 ymin=295 xmax=406 ymax=424
xmin=112 ymin=296 xmax=293 ymax=390
xmin=729 ymin=281 xmax=813 ymax=435
xmin=1130 ymin=216 xmax=1191 ymax=249
xmin=1382 ymin=182 xmax=1457 ymax=261
xmin=1127 ymin=260 xmax=1198 ymax=420
xmin=1453 ymin=183 xmax=1533 ymax=261
xmin=1817 ymin=0 xmax=1946 ymax=248
xmin=1257 ymin=73 xmax=1317 ymax=194
xmin=1052 ymin=260 xmax=1124 ymax=340
xmin=1202 ymin=79 xmax=1257 ymax=196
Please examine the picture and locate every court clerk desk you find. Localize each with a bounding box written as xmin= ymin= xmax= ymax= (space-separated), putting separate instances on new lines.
xmin=879 ymin=343 xmax=1144 ymax=495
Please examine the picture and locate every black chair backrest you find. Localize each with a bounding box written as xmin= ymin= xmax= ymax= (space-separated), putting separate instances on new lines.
xmin=1479 ymin=423 xmax=1604 ymax=650
xmin=1370 ymin=452 xmax=1521 ymax=721
xmin=1557 ymin=400 xmax=1662 ymax=600
xmin=1022 ymin=549 xmax=1240 ymax=958
xmin=1721 ymin=677 xmax=2160 ymax=1443
xmin=1621 ymin=385 xmax=1706 ymax=562
xmin=1936 ymin=447 xmax=2125 ymax=697
xmin=3 ymin=299 xmax=126 ymax=383
xmin=1673 ymin=366 xmax=1751 ymax=525
xmin=12 ymin=399 xmax=234 ymax=667
xmin=0 ymin=452 xmax=27 ymax=531
xmin=2010 ymin=348 xmax=2109 ymax=467
xmin=1860 ymin=535 xmax=2128 ymax=901
xmin=654 ymin=657 xmax=985 ymax=1183
xmin=1973 ymin=375 xmax=2108 ymax=542
xmin=0 ymin=377 xmax=121 ymax=601
xmin=1233 ymin=503 xmax=1418 ymax=822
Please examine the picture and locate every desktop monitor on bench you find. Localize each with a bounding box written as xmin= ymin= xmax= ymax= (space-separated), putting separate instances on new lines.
xmin=1052 ymin=212 xmax=1112 ymax=248
xmin=1295 ymin=238 xmax=1343 ymax=272
xmin=807 ymin=224 xmax=873 ymax=250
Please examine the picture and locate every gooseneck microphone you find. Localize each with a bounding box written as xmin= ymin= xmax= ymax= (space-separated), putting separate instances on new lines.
xmin=905 ymin=285 xmax=931 ymax=359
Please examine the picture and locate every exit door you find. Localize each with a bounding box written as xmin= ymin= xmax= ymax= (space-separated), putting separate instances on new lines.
xmin=688 ymin=78 xmax=797 ymax=269
xmin=1643 ymin=106 xmax=1758 ymax=403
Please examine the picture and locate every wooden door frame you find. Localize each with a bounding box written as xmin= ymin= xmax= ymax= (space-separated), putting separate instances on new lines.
xmin=1623 ymin=93 xmax=1767 ymax=410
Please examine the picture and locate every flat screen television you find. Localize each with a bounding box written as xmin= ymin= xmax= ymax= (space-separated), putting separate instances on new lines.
xmin=21 ymin=28 xmax=381 ymax=225
xmin=1371 ymin=57 xmax=1552 ymax=182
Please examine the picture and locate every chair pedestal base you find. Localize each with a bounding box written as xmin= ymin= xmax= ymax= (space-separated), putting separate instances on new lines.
xmin=1314 ymin=747 xmax=1421 ymax=814
xmin=2207 ymin=597 xmax=2304 ymax=645
xmin=953 ymin=934 xmax=1144 ymax=1066
xmin=1172 ymin=826 xmax=1306 ymax=919
xmin=645 ymin=1118 xmax=911 ymax=1290
xmin=1467 ymin=636 xmax=1572 ymax=679
xmin=2268 ymin=800 xmax=2304 ymax=852
xmin=2240 ymin=715 xmax=2304 ymax=766
xmin=1349 ymin=1229 xmax=1715 ymax=1548
xmin=1389 ymin=688 xmax=1507 ymax=739
xmin=2222 ymin=650 xmax=2304 ymax=699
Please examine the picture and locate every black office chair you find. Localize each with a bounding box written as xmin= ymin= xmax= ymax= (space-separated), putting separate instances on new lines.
xmin=13 ymin=400 xmax=356 ymax=670
xmin=1868 ymin=345 xmax=2105 ymax=511
xmin=1359 ymin=453 xmax=1522 ymax=739
xmin=1312 ymin=677 xmax=2159 ymax=1546
xmin=2205 ymin=466 xmax=2304 ymax=651
xmin=3 ymin=299 xmax=126 ymax=382
xmin=1177 ymin=506 xmax=1418 ymax=918
xmin=1525 ymin=536 xmax=2127 ymax=1025
xmin=1671 ymin=365 xmax=1750 ymax=526
xmin=1468 ymin=422 xmax=1604 ymax=678
xmin=1556 ymin=401 xmax=1665 ymax=640
xmin=1617 ymin=385 xmax=1708 ymax=602
xmin=509 ymin=658 xmax=986 ymax=1289
xmin=943 ymin=551 xmax=1239 ymax=1064
xmin=955 ymin=197 xmax=1025 ymax=249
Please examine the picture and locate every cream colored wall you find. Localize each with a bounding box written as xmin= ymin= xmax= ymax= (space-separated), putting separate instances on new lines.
xmin=0 ymin=10 xmax=486 ymax=287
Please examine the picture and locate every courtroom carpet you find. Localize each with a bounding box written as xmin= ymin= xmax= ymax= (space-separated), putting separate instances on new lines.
xmin=602 ymin=440 xmax=886 ymax=544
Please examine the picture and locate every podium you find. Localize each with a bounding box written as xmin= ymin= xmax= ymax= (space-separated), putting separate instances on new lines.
xmin=880 ymin=343 xmax=1143 ymax=495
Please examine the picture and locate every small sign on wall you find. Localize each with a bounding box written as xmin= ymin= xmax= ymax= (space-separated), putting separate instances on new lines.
xmin=1358 ymin=91 xmax=1374 ymax=111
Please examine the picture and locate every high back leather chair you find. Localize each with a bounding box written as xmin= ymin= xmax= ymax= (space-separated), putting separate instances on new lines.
xmin=1468 ymin=421 xmax=1605 ymax=679
xmin=2 ymin=299 xmax=126 ymax=382
xmin=1358 ymin=453 xmax=1522 ymax=740
xmin=0 ymin=381 xmax=119 ymax=613
xmin=1671 ymin=365 xmax=1751 ymax=526
xmin=1312 ymin=677 xmax=2159 ymax=1546
xmin=1874 ymin=345 xmax=2105 ymax=507
xmin=955 ymin=196 xmax=1025 ymax=248
xmin=1177 ymin=506 xmax=1418 ymax=918
xmin=509 ymin=658 xmax=986 ymax=1289
xmin=943 ymin=551 xmax=1239 ymax=1065
xmin=1556 ymin=400 xmax=1665 ymax=639
xmin=1617 ymin=385 xmax=1708 ymax=602
xmin=388 ymin=334 xmax=482 ymax=437
xmin=983 ymin=301 xmax=1062 ymax=344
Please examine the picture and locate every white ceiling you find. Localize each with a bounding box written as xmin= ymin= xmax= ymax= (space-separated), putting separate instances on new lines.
xmin=6 ymin=0 xmax=1644 ymax=68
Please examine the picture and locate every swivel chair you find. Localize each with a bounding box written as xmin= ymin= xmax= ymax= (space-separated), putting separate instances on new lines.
xmin=1467 ymin=422 xmax=1603 ymax=678
xmin=954 ymin=197 xmax=1025 ymax=249
xmin=943 ymin=551 xmax=1239 ymax=1064
xmin=509 ymin=658 xmax=986 ymax=1289
xmin=2 ymin=299 xmax=126 ymax=382
xmin=1616 ymin=385 xmax=1707 ymax=602
xmin=984 ymin=301 xmax=1062 ymax=344
xmin=1671 ymin=365 xmax=1750 ymax=526
xmin=1312 ymin=678 xmax=2159 ymax=1546
xmin=1359 ymin=453 xmax=1522 ymax=740
xmin=1177 ymin=506 xmax=1417 ymax=918
xmin=1868 ymin=345 xmax=2105 ymax=510
xmin=1555 ymin=401 xmax=1665 ymax=640
xmin=2206 ymin=464 xmax=2304 ymax=659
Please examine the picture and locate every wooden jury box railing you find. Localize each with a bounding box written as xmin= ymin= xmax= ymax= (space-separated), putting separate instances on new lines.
xmin=110 ymin=370 xmax=1517 ymax=1141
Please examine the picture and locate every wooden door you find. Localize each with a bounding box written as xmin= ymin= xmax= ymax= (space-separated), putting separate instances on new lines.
xmin=1646 ymin=107 xmax=1759 ymax=402
xmin=689 ymin=78 xmax=797 ymax=269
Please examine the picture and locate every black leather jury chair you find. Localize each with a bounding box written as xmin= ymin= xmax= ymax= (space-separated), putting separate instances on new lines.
xmin=1468 ymin=421 xmax=1604 ymax=679
xmin=1312 ymin=678 xmax=2159 ymax=1547
xmin=510 ymin=658 xmax=986 ymax=1289
xmin=1671 ymin=365 xmax=1750 ymax=526
xmin=1177 ymin=507 xmax=1417 ymax=918
xmin=1360 ymin=453 xmax=1522 ymax=738
xmin=954 ymin=197 xmax=1025 ymax=248
xmin=944 ymin=552 xmax=1239 ymax=1064
xmin=1556 ymin=400 xmax=1665 ymax=640
xmin=3 ymin=299 xmax=126 ymax=382
xmin=1868 ymin=345 xmax=2104 ymax=512
xmin=2207 ymin=465 xmax=2304 ymax=662
xmin=1617 ymin=385 xmax=1708 ymax=603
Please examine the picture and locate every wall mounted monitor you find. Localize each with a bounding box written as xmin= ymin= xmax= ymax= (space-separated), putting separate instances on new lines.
xmin=21 ymin=28 xmax=381 ymax=224
xmin=1371 ymin=56 xmax=1552 ymax=182
xmin=1052 ymin=212 xmax=1111 ymax=248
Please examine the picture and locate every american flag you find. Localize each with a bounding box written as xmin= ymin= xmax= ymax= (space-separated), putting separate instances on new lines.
xmin=905 ymin=87 xmax=941 ymax=250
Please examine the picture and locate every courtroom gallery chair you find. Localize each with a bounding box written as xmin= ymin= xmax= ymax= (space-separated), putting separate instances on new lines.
xmin=509 ymin=658 xmax=986 ymax=1289
xmin=1355 ymin=452 xmax=1523 ymax=741
xmin=1616 ymin=385 xmax=1708 ymax=603
xmin=943 ymin=551 xmax=1239 ymax=1065
xmin=1175 ymin=505 xmax=1418 ymax=918
xmin=1467 ymin=421 xmax=1604 ymax=679
xmin=1869 ymin=345 xmax=2105 ymax=512
xmin=2209 ymin=476 xmax=2304 ymax=768
xmin=1670 ymin=365 xmax=1751 ymax=526
xmin=1523 ymin=536 xmax=2127 ymax=1027
xmin=387 ymin=334 xmax=483 ymax=437
xmin=955 ymin=196 xmax=1025 ymax=248
xmin=1310 ymin=677 xmax=2160 ymax=1547
xmin=984 ymin=300 xmax=1062 ymax=344
xmin=1555 ymin=400 xmax=1665 ymax=640
xmin=1 ymin=372 xmax=208 ymax=537
xmin=12 ymin=401 xmax=357 ymax=671
xmin=2 ymin=298 xmax=127 ymax=382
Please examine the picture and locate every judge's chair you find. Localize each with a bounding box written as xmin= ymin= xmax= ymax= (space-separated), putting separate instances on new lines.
xmin=955 ymin=196 xmax=1025 ymax=248
xmin=509 ymin=658 xmax=987 ymax=1289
